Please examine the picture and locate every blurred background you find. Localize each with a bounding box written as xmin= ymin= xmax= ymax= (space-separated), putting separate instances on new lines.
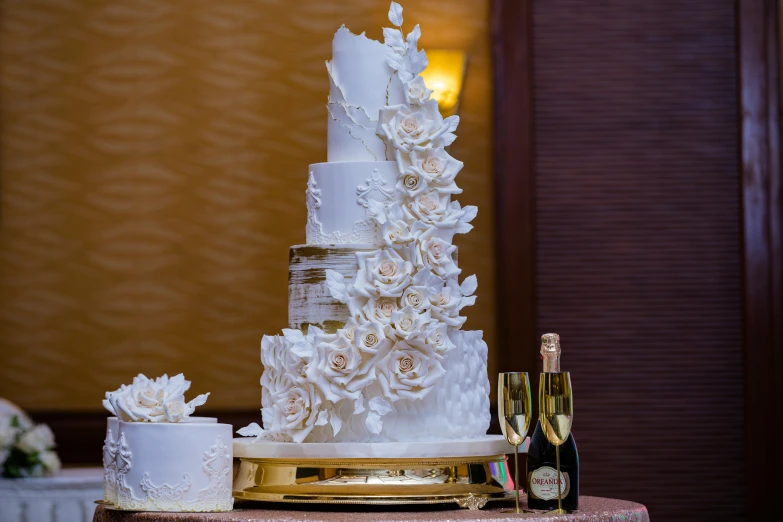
xmin=0 ymin=1 xmax=781 ymax=521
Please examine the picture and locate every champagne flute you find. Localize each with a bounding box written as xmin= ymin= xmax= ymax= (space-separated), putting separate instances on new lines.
xmin=539 ymin=371 xmax=573 ymax=514
xmin=498 ymin=372 xmax=532 ymax=514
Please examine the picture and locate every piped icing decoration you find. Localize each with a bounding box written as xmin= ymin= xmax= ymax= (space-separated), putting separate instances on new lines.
xmin=242 ymin=2 xmax=479 ymax=443
xmin=103 ymin=374 xmax=210 ymax=423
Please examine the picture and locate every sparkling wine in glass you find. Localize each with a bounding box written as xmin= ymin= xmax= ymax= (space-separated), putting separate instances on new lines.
xmin=498 ymin=372 xmax=532 ymax=514
xmin=539 ymin=371 xmax=573 ymax=514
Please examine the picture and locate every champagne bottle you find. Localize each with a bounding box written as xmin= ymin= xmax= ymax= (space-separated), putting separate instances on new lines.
xmin=527 ymin=333 xmax=580 ymax=511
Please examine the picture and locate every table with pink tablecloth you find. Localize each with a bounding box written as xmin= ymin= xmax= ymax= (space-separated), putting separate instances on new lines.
xmin=94 ymin=496 xmax=649 ymax=522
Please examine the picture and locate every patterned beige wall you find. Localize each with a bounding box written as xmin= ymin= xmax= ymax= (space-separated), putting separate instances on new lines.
xmin=0 ymin=0 xmax=495 ymax=411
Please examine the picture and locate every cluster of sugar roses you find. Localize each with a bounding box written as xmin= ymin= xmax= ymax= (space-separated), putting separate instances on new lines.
xmin=103 ymin=374 xmax=210 ymax=423
xmin=240 ymin=2 xmax=477 ymax=443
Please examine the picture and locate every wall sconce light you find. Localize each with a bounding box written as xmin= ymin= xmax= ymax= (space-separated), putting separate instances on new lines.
xmin=420 ymin=49 xmax=468 ymax=117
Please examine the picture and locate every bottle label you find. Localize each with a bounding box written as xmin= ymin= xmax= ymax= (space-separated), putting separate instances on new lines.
xmin=528 ymin=466 xmax=569 ymax=500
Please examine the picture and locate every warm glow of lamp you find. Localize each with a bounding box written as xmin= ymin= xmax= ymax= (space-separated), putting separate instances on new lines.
xmin=420 ymin=49 xmax=467 ymax=117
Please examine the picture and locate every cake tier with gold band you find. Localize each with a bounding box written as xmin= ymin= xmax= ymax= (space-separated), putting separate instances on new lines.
xmin=288 ymin=244 xmax=373 ymax=332
xmin=288 ymin=244 xmax=458 ymax=332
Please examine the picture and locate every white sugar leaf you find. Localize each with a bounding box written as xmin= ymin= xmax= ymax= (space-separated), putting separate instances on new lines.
xmin=368 ymin=396 xmax=393 ymax=415
xmin=315 ymin=410 xmax=329 ymax=426
xmin=282 ymin=328 xmax=306 ymax=345
xmin=455 ymin=222 xmax=474 ymax=235
xmin=306 ymin=325 xmax=324 ymax=344
xmin=290 ymin=343 xmax=312 ymax=358
xmin=443 ymin=115 xmax=460 ymax=133
xmin=441 ymin=132 xmax=458 ymax=146
xmin=406 ymin=24 xmax=421 ymax=50
xmin=460 ymin=275 xmax=478 ymax=297
xmin=461 ymin=205 xmax=478 ymax=223
xmin=409 ymin=49 xmax=428 ymax=76
xmin=325 ymin=269 xmax=350 ymax=303
xmin=397 ymin=68 xmax=414 ymax=84
xmin=330 ymin=413 xmax=342 ymax=436
xmin=388 ymin=2 xmax=403 ymax=27
xmin=366 ymin=199 xmax=388 ymax=223
xmin=365 ymin=411 xmax=383 ymax=434
xmin=187 ymin=392 xmax=210 ymax=409
xmin=386 ymin=52 xmax=405 ymax=72
xmin=354 ymin=397 xmax=366 ymax=414
xmin=237 ymin=423 xmax=263 ymax=437
xmin=383 ymin=27 xmax=405 ymax=54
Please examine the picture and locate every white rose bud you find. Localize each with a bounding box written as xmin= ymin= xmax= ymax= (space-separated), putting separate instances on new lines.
xmin=404 ymin=76 xmax=433 ymax=105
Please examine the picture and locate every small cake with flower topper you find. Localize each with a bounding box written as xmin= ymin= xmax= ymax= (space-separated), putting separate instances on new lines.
xmin=233 ymin=2 xmax=514 ymax=509
xmin=101 ymin=374 xmax=233 ymax=512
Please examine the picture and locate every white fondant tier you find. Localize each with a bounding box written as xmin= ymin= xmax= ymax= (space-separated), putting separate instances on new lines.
xmin=102 ymin=417 xmax=219 ymax=506
xmin=306 ymin=161 xmax=397 ymax=246
xmin=327 ymin=27 xmax=404 ymax=162
xmin=114 ymin=422 xmax=233 ymax=512
xmin=288 ymin=244 xmax=374 ymax=332
xmin=234 ymin=434 xmax=520 ymax=460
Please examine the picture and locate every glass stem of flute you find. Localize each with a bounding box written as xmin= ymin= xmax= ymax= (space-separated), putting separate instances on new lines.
xmin=556 ymin=444 xmax=562 ymax=513
xmin=514 ymin=444 xmax=520 ymax=513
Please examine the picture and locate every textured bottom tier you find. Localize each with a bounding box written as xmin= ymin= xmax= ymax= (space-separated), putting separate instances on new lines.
xmin=261 ymin=329 xmax=490 ymax=443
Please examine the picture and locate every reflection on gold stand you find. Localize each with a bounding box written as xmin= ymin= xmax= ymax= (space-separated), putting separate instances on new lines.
xmin=232 ymin=454 xmax=517 ymax=510
xmin=539 ymin=371 xmax=573 ymax=515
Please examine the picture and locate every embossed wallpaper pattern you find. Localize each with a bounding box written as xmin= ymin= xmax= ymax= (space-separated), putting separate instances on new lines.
xmin=0 ymin=0 xmax=495 ymax=410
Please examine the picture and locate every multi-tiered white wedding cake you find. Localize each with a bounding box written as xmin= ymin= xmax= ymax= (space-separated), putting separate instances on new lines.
xmin=241 ymin=2 xmax=489 ymax=444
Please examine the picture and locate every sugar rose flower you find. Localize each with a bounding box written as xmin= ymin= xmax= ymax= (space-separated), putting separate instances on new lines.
xmin=377 ymin=337 xmax=446 ymax=402
xmin=355 ymin=321 xmax=393 ymax=357
xmin=404 ymin=190 xmax=477 ymax=236
xmin=429 ymin=282 xmax=477 ymax=328
xmin=307 ymin=332 xmax=369 ymax=402
xmin=262 ymin=333 xmax=311 ymax=385
xmin=404 ymin=76 xmax=433 ymax=105
xmin=390 ymin=306 xmax=432 ymax=340
xmin=413 ymin=227 xmax=460 ymax=278
xmin=424 ymin=322 xmax=456 ymax=353
xmin=396 ymin=169 xmax=429 ymax=198
xmin=378 ymin=100 xmax=449 ymax=154
xmin=400 ymin=285 xmax=432 ymax=312
xmin=104 ymin=373 xmax=209 ymax=423
xmin=16 ymin=424 xmax=55 ymax=453
xmin=363 ymin=296 xmax=399 ymax=325
xmin=269 ymin=383 xmax=326 ymax=443
xmin=407 ymin=148 xmax=463 ymax=194
xmin=353 ymin=248 xmax=414 ymax=298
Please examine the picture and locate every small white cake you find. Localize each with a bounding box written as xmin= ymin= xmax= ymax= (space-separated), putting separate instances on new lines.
xmin=102 ymin=373 xmax=233 ymax=512
xmin=102 ymin=416 xmax=219 ymax=506
xmin=115 ymin=421 xmax=233 ymax=512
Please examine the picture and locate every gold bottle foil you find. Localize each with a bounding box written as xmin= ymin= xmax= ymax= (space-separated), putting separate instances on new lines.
xmin=541 ymin=333 xmax=561 ymax=373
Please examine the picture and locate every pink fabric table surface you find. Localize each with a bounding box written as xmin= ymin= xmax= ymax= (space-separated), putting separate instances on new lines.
xmin=93 ymin=496 xmax=649 ymax=522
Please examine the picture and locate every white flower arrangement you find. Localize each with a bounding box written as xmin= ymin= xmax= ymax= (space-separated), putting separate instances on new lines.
xmin=240 ymin=2 xmax=482 ymax=443
xmin=102 ymin=374 xmax=210 ymax=423
xmin=1 ymin=407 xmax=60 ymax=478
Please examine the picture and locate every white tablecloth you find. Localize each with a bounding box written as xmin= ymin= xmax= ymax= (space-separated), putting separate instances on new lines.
xmin=0 ymin=468 xmax=102 ymax=522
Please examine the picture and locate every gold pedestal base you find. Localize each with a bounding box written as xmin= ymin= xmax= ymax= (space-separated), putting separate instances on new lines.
xmin=232 ymin=454 xmax=515 ymax=510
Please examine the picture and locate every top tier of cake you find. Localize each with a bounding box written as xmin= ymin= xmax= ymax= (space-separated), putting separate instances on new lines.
xmin=327 ymin=27 xmax=405 ymax=162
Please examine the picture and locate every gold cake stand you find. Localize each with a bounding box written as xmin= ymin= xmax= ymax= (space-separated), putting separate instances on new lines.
xmin=232 ymin=436 xmax=524 ymax=510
